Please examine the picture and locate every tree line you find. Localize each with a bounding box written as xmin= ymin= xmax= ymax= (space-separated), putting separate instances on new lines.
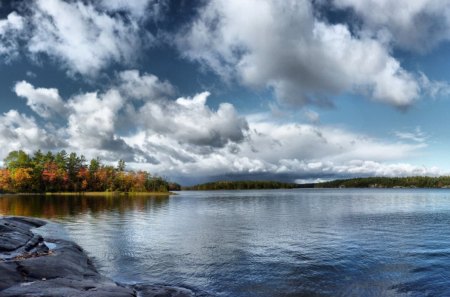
xmin=315 ymin=176 xmax=450 ymax=188
xmin=0 ymin=150 xmax=179 ymax=193
xmin=184 ymin=180 xmax=301 ymax=190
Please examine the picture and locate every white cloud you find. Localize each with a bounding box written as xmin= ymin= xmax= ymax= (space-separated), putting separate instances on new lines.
xmin=67 ymin=90 xmax=124 ymax=150
xmin=0 ymin=0 xmax=166 ymax=76
xmin=135 ymin=92 xmax=249 ymax=148
xmin=419 ymin=73 xmax=450 ymax=98
xmin=304 ymin=109 xmax=320 ymax=124
xmin=0 ymin=110 xmax=62 ymax=157
xmin=117 ymin=70 xmax=175 ymax=100
xmin=25 ymin=0 xmax=153 ymax=77
xmin=238 ymin=119 xmax=425 ymax=165
xmin=175 ymin=0 xmax=439 ymax=108
xmin=394 ymin=127 xmax=428 ymax=143
xmin=0 ymin=12 xmax=24 ymax=61
xmin=14 ymin=81 xmax=67 ymax=118
xmin=11 ymin=79 xmax=144 ymax=162
xmin=287 ymin=160 xmax=442 ymax=179
xmin=0 ymin=2 xmax=446 ymax=184
xmin=123 ymin=113 xmax=436 ymax=182
xmin=5 ymin=75 xmax=440 ymax=184
xmin=10 ymin=72 xmax=249 ymax=162
xmin=98 ymin=0 xmax=167 ymax=20
xmin=25 ymin=71 xmax=36 ymax=78
xmin=332 ymin=0 xmax=450 ymax=52
xmin=114 ymin=70 xmax=249 ymax=149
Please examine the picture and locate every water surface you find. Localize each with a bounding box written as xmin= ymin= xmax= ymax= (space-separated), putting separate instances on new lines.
xmin=1 ymin=189 xmax=450 ymax=296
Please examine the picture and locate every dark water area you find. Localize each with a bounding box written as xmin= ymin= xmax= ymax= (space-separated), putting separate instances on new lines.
xmin=1 ymin=189 xmax=450 ymax=296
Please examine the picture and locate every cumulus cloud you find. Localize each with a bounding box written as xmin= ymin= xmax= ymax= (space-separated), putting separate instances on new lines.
xmin=11 ymin=80 xmax=149 ymax=162
xmin=117 ymin=70 xmax=175 ymax=100
xmin=123 ymin=113 xmax=436 ymax=183
xmin=0 ymin=0 xmax=445 ymax=108
xmin=66 ymin=90 xmax=124 ymax=150
xmin=136 ymin=92 xmax=248 ymax=148
xmin=63 ymin=89 xmax=154 ymax=162
xmin=175 ymin=0 xmax=442 ymax=108
xmin=0 ymin=2 xmax=446 ymax=184
xmin=9 ymin=72 xmax=249 ymax=163
xmin=238 ymin=119 xmax=425 ymax=165
xmin=14 ymin=81 xmax=67 ymax=118
xmin=3 ymin=73 xmax=440 ymax=184
xmin=13 ymin=81 xmax=143 ymax=161
xmin=0 ymin=0 xmax=167 ymax=76
xmin=0 ymin=110 xmax=62 ymax=158
xmin=287 ymin=160 xmax=442 ymax=181
xmin=0 ymin=1 xmax=168 ymax=76
xmin=332 ymin=0 xmax=450 ymax=52
xmin=114 ymin=70 xmax=249 ymax=149
xmin=22 ymin=0 xmax=154 ymax=77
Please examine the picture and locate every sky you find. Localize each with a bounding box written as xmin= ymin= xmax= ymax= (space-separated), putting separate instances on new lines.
xmin=1 ymin=0 xmax=450 ymax=185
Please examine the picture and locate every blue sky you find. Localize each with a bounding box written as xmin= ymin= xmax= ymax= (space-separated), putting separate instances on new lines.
xmin=1 ymin=0 xmax=450 ymax=185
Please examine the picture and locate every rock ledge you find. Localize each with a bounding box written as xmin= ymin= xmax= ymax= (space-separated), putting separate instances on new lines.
xmin=0 ymin=216 xmax=207 ymax=297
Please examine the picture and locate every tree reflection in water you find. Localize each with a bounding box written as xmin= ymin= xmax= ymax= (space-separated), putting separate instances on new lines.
xmin=0 ymin=194 xmax=170 ymax=218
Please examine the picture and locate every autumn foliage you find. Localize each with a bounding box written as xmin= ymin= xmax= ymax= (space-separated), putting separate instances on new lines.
xmin=0 ymin=150 xmax=175 ymax=193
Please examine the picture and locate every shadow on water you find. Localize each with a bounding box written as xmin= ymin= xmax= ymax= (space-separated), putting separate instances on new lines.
xmin=0 ymin=194 xmax=170 ymax=218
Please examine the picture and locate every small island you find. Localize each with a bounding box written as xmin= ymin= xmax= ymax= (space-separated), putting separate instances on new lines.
xmin=0 ymin=150 xmax=180 ymax=194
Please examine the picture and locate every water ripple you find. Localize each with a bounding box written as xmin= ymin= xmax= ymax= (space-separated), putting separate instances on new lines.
xmin=3 ymin=189 xmax=450 ymax=296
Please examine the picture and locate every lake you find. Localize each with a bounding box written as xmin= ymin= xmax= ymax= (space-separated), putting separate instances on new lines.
xmin=1 ymin=189 xmax=450 ymax=296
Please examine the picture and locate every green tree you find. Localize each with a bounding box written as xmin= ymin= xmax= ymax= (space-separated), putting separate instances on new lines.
xmin=54 ymin=150 xmax=68 ymax=170
xmin=3 ymin=150 xmax=31 ymax=170
xmin=117 ymin=159 xmax=126 ymax=172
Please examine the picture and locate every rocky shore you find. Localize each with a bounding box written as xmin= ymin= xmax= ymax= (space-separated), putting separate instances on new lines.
xmin=0 ymin=216 xmax=208 ymax=297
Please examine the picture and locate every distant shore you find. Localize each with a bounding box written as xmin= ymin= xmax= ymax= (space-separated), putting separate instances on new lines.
xmin=314 ymin=176 xmax=450 ymax=189
xmin=183 ymin=176 xmax=450 ymax=190
xmin=183 ymin=180 xmax=302 ymax=190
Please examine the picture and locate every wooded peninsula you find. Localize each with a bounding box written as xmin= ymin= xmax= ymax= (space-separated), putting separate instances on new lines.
xmin=0 ymin=150 xmax=179 ymax=194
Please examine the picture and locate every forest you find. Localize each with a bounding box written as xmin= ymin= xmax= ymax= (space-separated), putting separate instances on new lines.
xmin=315 ymin=176 xmax=450 ymax=188
xmin=0 ymin=150 xmax=178 ymax=193
xmin=184 ymin=180 xmax=301 ymax=190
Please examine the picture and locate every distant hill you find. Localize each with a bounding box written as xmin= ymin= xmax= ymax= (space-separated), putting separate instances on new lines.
xmin=183 ymin=180 xmax=303 ymax=190
xmin=315 ymin=176 xmax=450 ymax=188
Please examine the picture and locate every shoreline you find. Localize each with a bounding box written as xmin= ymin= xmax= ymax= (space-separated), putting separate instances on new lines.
xmin=0 ymin=216 xmax=207 ymax=297
xmin=0 ymin=191 xmax=175 ymax=196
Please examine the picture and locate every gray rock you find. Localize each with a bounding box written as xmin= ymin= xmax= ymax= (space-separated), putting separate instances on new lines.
xmin=0 ymin=262 xmax=23 ymax=291
xmin=0 ymin=216 xmax=135 ymax=297
xmin=1 ymin=278 xmax=137 ymax=297
xmin=134 ymin=284 xmax=196 ymax=297
xmin=0 ymin=216 xmax=212 ymax=297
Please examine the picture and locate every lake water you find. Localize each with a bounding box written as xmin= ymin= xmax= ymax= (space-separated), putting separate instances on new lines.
xmin=1 ymin=189 xmax=450 ymax=296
